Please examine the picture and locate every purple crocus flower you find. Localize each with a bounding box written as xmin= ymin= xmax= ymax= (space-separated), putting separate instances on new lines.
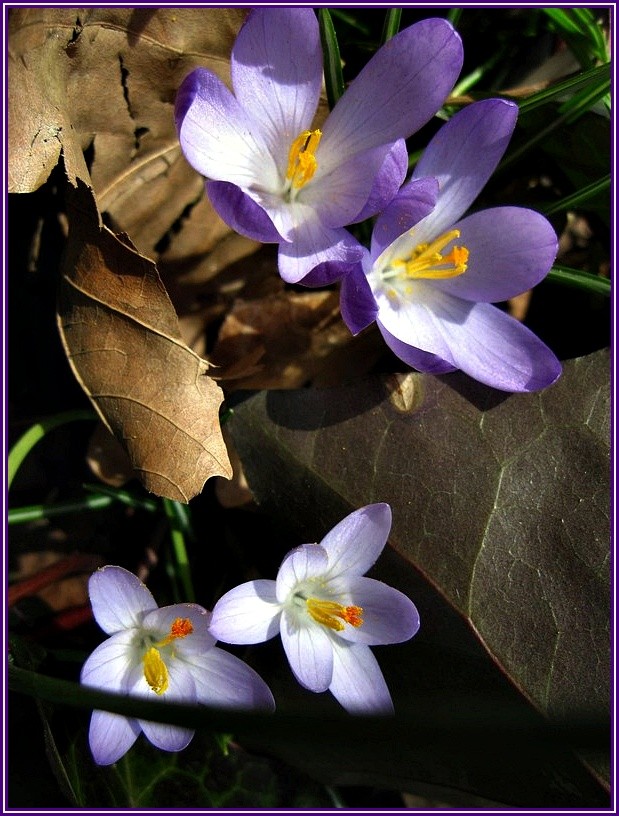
xmin=209 ymin=504 xmax=419 ymax=714
xmin=340 ymin=98 xmax=562 ymax=392
xmin=175 ymin=9 xmax=463 ymax=284
xmin=80 ymin=566 xmax=274 ymax=765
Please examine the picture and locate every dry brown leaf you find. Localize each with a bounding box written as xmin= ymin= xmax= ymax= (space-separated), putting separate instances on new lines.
xmin=9 ymin=7 xmax=249 ymax=259
xmin=57 ymin=180 xmax=232 ymax=502
xmin=211 ymin=290 xmax=351 ymax=390
xmin=86 ymin=423 xmax=136 ymax=488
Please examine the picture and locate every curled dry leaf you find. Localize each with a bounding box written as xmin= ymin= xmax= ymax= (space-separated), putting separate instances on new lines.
xmin=57 ymin=180 xmax=232 ymax=502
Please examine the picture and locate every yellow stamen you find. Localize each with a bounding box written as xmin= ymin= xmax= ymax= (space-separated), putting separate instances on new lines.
xmin=402 ymin=229 xmax=469 ymax=279
xmin=156 ymin=617 xmax=194 ymax=648
xmin=306 ymin=598 xmax=364 ymax=631
xmin=143 ymin=647 xmax=169 ymax=695
xmin=286 ymin=129 xmax=322 ymax=189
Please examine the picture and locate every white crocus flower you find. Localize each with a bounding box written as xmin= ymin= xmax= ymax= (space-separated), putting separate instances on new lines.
xmin=209 ymin=504 xmax=419 ymax=713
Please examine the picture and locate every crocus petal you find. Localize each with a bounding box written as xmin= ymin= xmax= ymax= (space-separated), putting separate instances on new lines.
xmin=432 ymin=207 xmax=558 ymax=302
xmin=175 ymin=68 xmax=277 ymax=189
xmin=321 ymin=19 xmax=463 ymax=159
xmin=320 ymin=504 xmax=392 ymax=579
xmin=300 ymin=258 xmax=362 ymax=287
xmin=136 ymin=661 xmax=196 ymax=752
xmin=280 ymin=609 xmax=333 ymax=692
xmin=209 ymin=580 xmax=281 ymax=645
xmin=370 ymin=177 xmax=439 ymax=260
xmin=207 ymin=181 xmax=283 ymax=243
xmin=352 ymin=139 xmax=409 ymax=223
xmin=80 ymin=630 xmax=137 ymax=691
xmin=335 ymin=577 xmax=420 ymax=646
xmin=275 ymin=543 xmax=329 ymax=602
xmin=88 ymin=566 xmax=157 ymax=634
xmin=306 ymin=143 xmax=403 ymax=228
xmin=378 ymin=288 xmax=562 ymax=391
xmin=185 ymin=647 xmax=275 ymax=711
xmin=340 ymin=262 xmax=379 ymax=335
xmin=411 ymin=98 xmax=518 ymax=236
xmin=378 ymin=326 xmax=457 ymax=374
xmin=329 ymin=641 xmax=393 ymax=714
xmin=88 ymin=710 xmax=140 ymax=766
xmin=141 ymin=603 xmax=216 ymax=657
xmin=231 ymin=8 xmax=322 ymax=165
xmin=277 ymin=214 xmax=364 ymax=284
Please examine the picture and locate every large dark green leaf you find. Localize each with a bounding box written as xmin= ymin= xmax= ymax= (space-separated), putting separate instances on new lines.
xmin=226 ymin=349 xmax=610 ymax=803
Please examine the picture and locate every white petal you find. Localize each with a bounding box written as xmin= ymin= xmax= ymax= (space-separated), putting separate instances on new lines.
xmin=88 ymin=710 xmax=140 ymax=766
xmin=184 ymin=648 xmax=275 ymax=710
xmin=334 ymin=577 xmax=420 ymax=646
xmin=320 ymin=504 xmax=392 ymax=579
xmin=80 ymin=630 xmax=137 ymax=691
xmin=275 ymin=544 xmax=329 ymax=603
xmin=280 ymin=608 xmax=333 ymax=692
xmin=134 ymin=660 xmax=196 ymax=753
xmin=88 ymin=566 xmax=157 ymax=635
xmin=141 ymin=603 xmax=216 ymax=657
xmin=329 ymin=641 xmax=393 ymax=714
xmin=209 ymin=580 xmax=281 ymax=645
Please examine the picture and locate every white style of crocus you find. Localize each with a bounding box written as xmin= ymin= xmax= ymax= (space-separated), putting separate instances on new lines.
xmin=209 ymin=504 xmax=419 ymax=714
xmin=80 ymin=566 xmax=274 ymax=765
xmin=175 ymin=8 xmax=463 ymax=284
xmin=339 ymin=98 xmax=562 ymax=392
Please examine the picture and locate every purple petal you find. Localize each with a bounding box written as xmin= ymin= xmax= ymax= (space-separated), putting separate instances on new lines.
xmin=176 ymin=68 xmax=276 ymax=188
xmin=320 ymin=504 xmax=392 ymax=579
xmin=280 ymin=609 xmax=333 ymax=692
xmin=88 ymin=566 xmax=157 ymax=634
xmin=209 ymin=580 xmax=281 ymax=645
xmin=301 ymin=258 xmax=362 ymax=287
xmin=370 ymin=177 xmax=439 ymax=260
xmin=340 ymin=263 xmax=379 ymax=335
xmin=277 ymin=217 xmax=364 ymax=284
xmin=329 ymin=641 xmax=393 ymax=714
xmin=379 ymin=326 xmax=457 ymax=374
xmin=322 ymin=19 xmax=463 ymax=158
xmin=335 ymin=577 xmax=420 ymax=646
xmin=306 ymin=143 xmax=403 ymax=228
xmin=231 ymin=8 xmax=322 ymax=164
xmin=353 ymin=139 xmax=409 ymax=223
xmin=141 ymin=604 xmax=216 ymax=657
xmin=207 ymin=181 xmax=283 ymax=243
xmin=378 ymin=289 xmax=562 ymax=391
xmin=433 ymin=207 xmax=558 ymax=302
xmin=412 ymin=98 xmax=518 ymax=235
xmin=185 ymin=647 xmax=275 ymax=710
xmin=276 ymin=544 xmax=329 ymax=602
xmin=80 ymin=630 xmax=136 ymax=691
xmin=88 ymin=710 xmax=140 ymax=766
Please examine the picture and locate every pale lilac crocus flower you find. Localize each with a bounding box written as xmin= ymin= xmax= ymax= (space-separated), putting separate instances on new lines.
xmin=209 ymin=504 xmax=419 ymax=714
xmin=80 ymin=566 xmax=274 ymax=765
xmin=175 ymin=9 xmax=463 ymax=284
xmin=340 ymin=98 xmax=562 ymax=392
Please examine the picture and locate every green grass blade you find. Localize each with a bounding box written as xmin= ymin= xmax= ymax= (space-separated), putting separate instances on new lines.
xmin=162 ymin=498 xmax=195 ymax=603
xmin=540 ymin=174 xmax=610 ymax=216
xmin=546 ymin=265 xmax=610 ymax=296
xmin=81 ymin=484 xmax=159 ymax=513
xmin=380 ymin=8 xmax=401 ymax=44
xmin=8 ymin=411 xmax=96 ymax=490
xmin=9 ymin=496 xmax=113 ymax=525
xmin=518 ymin=64 xmax=610 ymax=115
xmin=318 ymin=8 xmax=345 ymax=110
